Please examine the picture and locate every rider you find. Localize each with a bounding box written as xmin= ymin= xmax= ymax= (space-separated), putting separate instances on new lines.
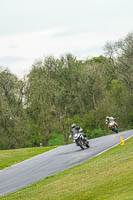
xmin=69 ymin=124 xmax=87 ymax=139
xmin=69 ymin=124 xmax=79 ymax=139
xmin=105 ymin=116 xmax=118 ymax=128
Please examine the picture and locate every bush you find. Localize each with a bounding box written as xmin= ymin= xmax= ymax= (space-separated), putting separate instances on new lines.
xmin=48 ymin=133 xmax=64 ymax=146
xmin=86 ymin=129 xmax=108 ymax=139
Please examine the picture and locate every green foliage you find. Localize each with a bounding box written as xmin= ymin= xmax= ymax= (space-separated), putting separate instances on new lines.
xmin=88 ymin=55 xmax=107 ymax=64
xmin=86 ymin=128 xmax=108 ymax=139
xmin=48 ymin=133 xmax=64 ymax=146
xmin=126 ymin=113 xmax=133 ymax=128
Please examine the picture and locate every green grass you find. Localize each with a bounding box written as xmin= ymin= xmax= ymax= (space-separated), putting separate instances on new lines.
xmin=1 ymin=137 xmax=133 ymax=200
xmin=0 ymin=146 xmax=58 ymax=170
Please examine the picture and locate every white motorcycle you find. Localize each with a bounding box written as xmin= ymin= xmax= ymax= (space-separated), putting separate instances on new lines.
xmin=72 ymin=129 xmax=90 ymax=150
xmin=108 ymin=121 xmax=118 ymax=134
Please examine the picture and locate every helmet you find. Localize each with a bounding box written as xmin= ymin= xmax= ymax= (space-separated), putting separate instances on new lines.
xmin=71 ymin=124 xmax=76 ymax=128
xmin=106 ymin=116 xmax=109 ymax=120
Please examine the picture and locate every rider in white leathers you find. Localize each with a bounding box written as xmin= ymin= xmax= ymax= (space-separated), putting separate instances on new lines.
xmin=69 ymin=124 xmax=87 ymax=139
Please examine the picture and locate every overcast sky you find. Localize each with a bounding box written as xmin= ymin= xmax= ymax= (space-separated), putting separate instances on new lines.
xmin=0 ymin=0 xmax=133 ymax=78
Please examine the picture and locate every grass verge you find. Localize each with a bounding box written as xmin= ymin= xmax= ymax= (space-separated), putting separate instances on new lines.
xmin=1 ymin=137 xmax=133 ymax=200
xmin=0 ymin=146 xmax=58 ymax=170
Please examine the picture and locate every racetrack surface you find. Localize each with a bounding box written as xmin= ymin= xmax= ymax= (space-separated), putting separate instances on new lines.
xmin=0 ymin=130 xmax=133 ymax=196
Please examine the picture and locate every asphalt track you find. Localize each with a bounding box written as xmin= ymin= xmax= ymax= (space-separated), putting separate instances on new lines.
xmin=0 ymin=130 xmax=133 ymax=197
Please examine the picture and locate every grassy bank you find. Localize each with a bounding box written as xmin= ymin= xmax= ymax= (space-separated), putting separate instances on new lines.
xmin=1 ymin=137 xmax=133 ymax=200
xmin=0 ymin=146 xmax=58 ymax=170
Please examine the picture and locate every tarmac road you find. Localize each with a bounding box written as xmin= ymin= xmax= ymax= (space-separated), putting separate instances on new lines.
xmin=0 ymin=130 xmax=133 ymax=196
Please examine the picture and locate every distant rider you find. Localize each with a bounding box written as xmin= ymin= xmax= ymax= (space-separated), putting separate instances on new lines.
xmin=105 ymin=116 xmax=118 ymax=128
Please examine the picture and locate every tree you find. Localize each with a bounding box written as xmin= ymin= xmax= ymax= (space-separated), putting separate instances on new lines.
xmin=0 ymin=68 xmax=29 ymax=149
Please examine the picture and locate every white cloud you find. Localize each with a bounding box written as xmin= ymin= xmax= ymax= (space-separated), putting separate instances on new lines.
xmin=0 ymin=26 xmax=132 ymax=78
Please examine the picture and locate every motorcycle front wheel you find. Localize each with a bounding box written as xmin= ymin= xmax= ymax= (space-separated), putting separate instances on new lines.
xmin=80 ymin=140 xmax=88 ymax=150
xmin=86 ymin=141 xmax=90 ymax=148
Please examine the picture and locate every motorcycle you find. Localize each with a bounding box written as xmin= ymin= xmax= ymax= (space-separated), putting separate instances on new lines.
xmin=108 ymin=121 xmax=118 ymax=133
xmin=73 ymin=132 xmax=90 ymax=150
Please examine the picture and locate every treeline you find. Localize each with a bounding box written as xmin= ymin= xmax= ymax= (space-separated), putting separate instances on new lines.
xmin=0 ymin=32 xmax=133 ymax=149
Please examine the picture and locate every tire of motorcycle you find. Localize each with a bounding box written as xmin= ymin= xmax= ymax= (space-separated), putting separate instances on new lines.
xmin=75 ymin=140 xmax=79 ymax=146
xmin=86 ymin=142 xmax=90 ymax=148
xmin=78 ymin=140 xmax=86 ymax=150
xmin=115 ymin=129 xmax=118 ymax=133
xmin=112 ymin=128 xmax=118 ymax=134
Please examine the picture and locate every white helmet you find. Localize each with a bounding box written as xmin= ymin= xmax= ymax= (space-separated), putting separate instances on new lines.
xmin=71 ymin=124 xmax=76 ymax=128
